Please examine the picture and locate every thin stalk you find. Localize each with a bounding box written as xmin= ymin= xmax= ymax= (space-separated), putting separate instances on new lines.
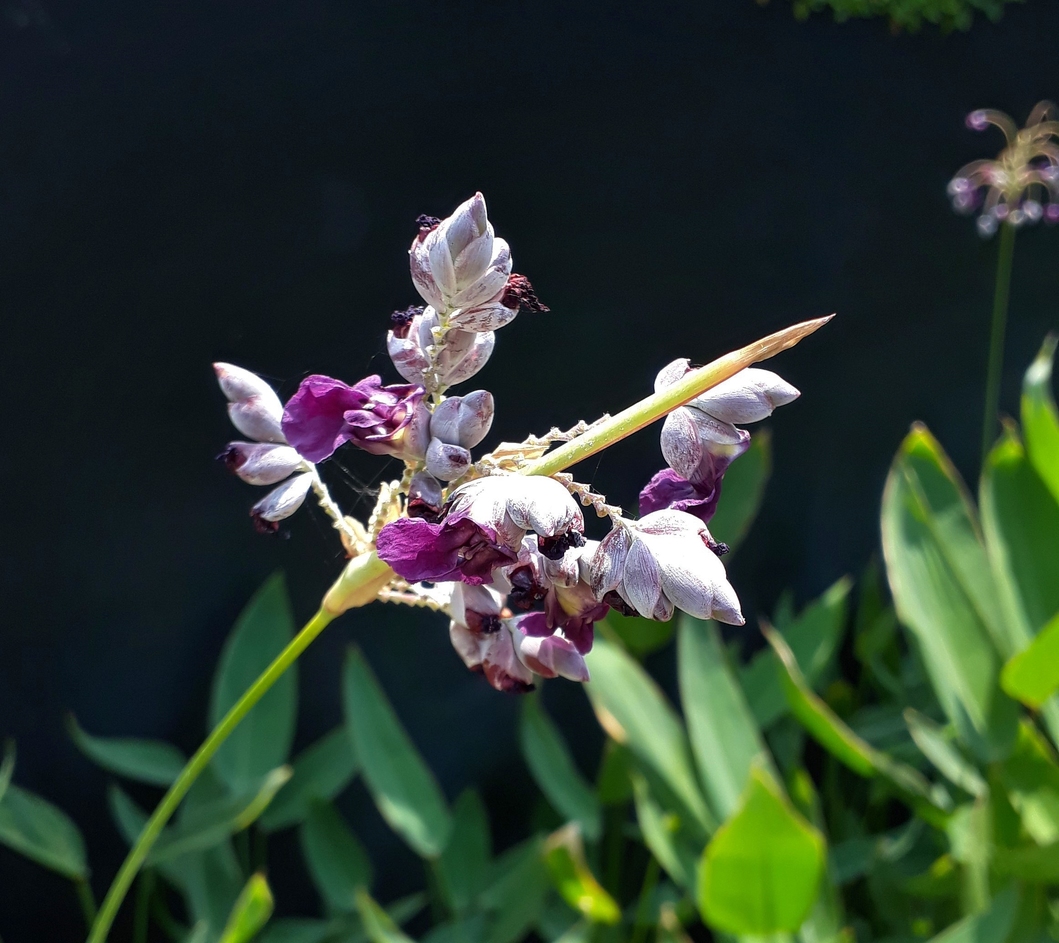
xmin=86 ymin=607 xmax=335 ymax=943
xmin=74 ymin=878 xmax=97 ymax=928
xmin=629 ymin=855 xmax=661 ymax=943
xmin=981 ymin=222 xmax=1016 ymax=464
xmin=520 ymin=316 xmax=832 ymax=478
xmin=132 ymin=871 xmax=154 ymax=943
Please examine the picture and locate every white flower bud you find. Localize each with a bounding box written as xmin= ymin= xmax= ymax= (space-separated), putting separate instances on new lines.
xmin=219 ymin=442 xmax=304 ymax=485
xmin=250 ymin=472 xmax=313 ymax=529
xmin=660 ymin=408 xmax=749 ymax=482
xmin=689 ymin=368 xmax=800 ymax=425
xmin=425 ymin=438 xmax=472 ymax=481
xmin=430 ymin=391 xmax=494 ymax=448
xmin=442 ymin=331 xmax=495 ymax=386
xmin=449 ymin=297 xmax=518 ymax=333
xmin=214 ymin=363 xmax=286 ymax=444
xmin=654 ymin=358 xmax=691 ymax=393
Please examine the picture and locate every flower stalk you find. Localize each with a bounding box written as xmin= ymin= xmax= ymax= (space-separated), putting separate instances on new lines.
xmin=981 ymin=220 xmax=1016 ymax=464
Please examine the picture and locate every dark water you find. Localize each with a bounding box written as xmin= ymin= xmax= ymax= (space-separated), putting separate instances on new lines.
xmin=2 ymin=0 xmax=1058 ymax=936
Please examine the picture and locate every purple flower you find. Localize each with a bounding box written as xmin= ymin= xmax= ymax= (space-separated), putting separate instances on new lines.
xmin=281 ymin=374 xmax=429 ymax=464
xmin=377 ymin=475 xmax=584 ymax=586
xmin=638 ymin=467 xmax=722 ymax=524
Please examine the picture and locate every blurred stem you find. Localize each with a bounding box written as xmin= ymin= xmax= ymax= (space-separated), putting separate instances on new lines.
xmin=149 ymin=889 xmax=185 ymax=941
xmin=981 ymin=222 xmax=1016 ymax=465
xmin=87 ymin=607 xmax=336 ymax=943
xmin=235 ymin=828 xmax=251 ymax=874
xmin=132 ymin=871 xmax=154 ymax=943
xmin=602 ymin=803 xmax=627 ymax=897
xmin=629 ymin=855 xmax=661 ymax=943
xmin=74 ymin=878 xmax=97 ymax=928
xmin=520 ymin=316 xmax=832 ymax=477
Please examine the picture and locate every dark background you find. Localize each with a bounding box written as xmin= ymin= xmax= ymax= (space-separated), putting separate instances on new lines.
xmin=3 ymin=0 xmax=1059 ymax=937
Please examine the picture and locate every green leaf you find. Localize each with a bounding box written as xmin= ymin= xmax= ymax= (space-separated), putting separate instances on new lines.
xmin=997 ymin=721 xmax=1059 ymax=846
xmin=595 ymin=742 xmax=633 ymax=807
xmin=260 ymin=727 xmax=359 ymax=832
xmin=177 ymin=845 xmax=246 ymax=935
xmin=480 ymin=839 xmax=549 ymax=943
xmin=628 ymin=766 xmax=699 ymax=890
xmin=881 ymin=425 xmax=1017 ymax=758
xmin=741 ymin=578 xmax=852 ymax=729
xmin=542 ymin=824 xmax=621 ymax=925
xmin=677 ymin=616 xmax=772 ymax=818
xmin=300 ymin=800 xmax=373 ymax=913
xmin=67 ymin=714 xmax=187 ymax=787
xmin=150 ymin=767 xmax=292 ymax=865
xmin=0 ymin=783 xmax=88 ymax=879
xmin=1002 ymin=612 xmax=1059 ymax=709
xmin=421 ymin=915 xmax=488 ymax=943
xmin=211 ymin=573 xmax=299 ymax=794
xmin=995 ymin=841 xmax=1059 ymax=882
xmin=1022 ymin=334 xmax=1059 ymax=505
xmin=697 ymin=764 xmax=825 ymax=936
xmin=219 ymin=873 xmax=274 ymax=943
xmin=707 ymin=429 xmax=771 ymax=551
xmin=435 ymin=790 xmax=491 ymax=916
xmin=258 ymin=919 xmax=336 ymax=943
xmin=520 ymin=698 xmax=602 ymax=841
xmin=765 ymin=626 xmax=951 ymax=823
xmin=0 ymin=740 xmax=15 ymax=806
xmin=904 ymin=709 xmax=986 ymax=798
xmin=924 ymin=885 xmax=1017 ymax=942
xmin=342 ymin=647 xmax=452 ymax=858
xmin=585 ymin=631 xmax=714 ymax=833
xmin=355 ymin=889 xmax=415 ymax=943
xmin=604 ymin=611 xmax=674 ymax=658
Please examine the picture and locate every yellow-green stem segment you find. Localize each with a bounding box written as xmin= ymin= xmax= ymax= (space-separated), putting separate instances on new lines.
xmin=88 ymin=315 xmax=832 ymax=941
xmin=87 ymin=607 xmax=336 ymax=943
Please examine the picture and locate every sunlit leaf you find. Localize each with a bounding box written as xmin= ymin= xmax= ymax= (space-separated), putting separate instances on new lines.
xmin=904 ymin=709 xmax=986 ymax=798
xmin=260 ymin=727 xmax=359 ymax=832
xmin=211 ymin=573 xmax=299 ymax=794
xmin=881 ymin=425 xmax=1017 ymax=758
xmin=1002 ymin=612 xmax=1059 ymax=710
xmin=66 ymin=714 xmax=187 ymax=787
xmin=0 ymin=783 xmax=88 ymax=879
xmin=300 ymin=800 xmax=373 ymax=913
xmin=355 ymin=889 xmax=415 ymax=943
xmin=585 ymin=632 xmax=714 ymax=833
xmin=1022 ymin=334 xmax=1059 ymax=505
xmin=741 ymin=577 xmax=852 ymax=729
xmin=707 ymin=430 xmax=771 ymax=551
xmin=342 ymin=647 xmax=452 ymax=858
xmin=520 ymin=698 xmax=601 ymax=841
xmin=435 ymin=790 xmax=491 ymax=916
xmin=698 ymin=764 xmax=825 ymax=936
xmin=219 ymin=873 xmax=274 ymax=943
xmin=542 ymin=824 xmax=620 ymax=925
xmin=677 ymin=616 xmax=772 ymax=818
xmin=997 ymin=721 xmax=1059 ymax=846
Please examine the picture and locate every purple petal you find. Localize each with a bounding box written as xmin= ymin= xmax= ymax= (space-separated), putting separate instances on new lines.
xmin=376 ymin=516 xmax=515 ymax=585
xmin=281 ymin=375 xmax=362 ymax=462
xmin=639 ymin=468 xmax=722 ymax=525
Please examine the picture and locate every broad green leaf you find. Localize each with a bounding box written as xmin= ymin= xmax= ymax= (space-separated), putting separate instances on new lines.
xmin=945 ymin=801 xmax=990 ymax=913
xmin=881 ymin=425 xmax=1017 ymax=757
xmin=924 ymin=885 xmax=1017 ymax=943
xmin=355 ymin=889 xmax=415 ymax=943
xmin=595 ymin=742 xmax=633 ymax=806
xmin=421 ymin=915 xmax=488 ymax=943
xmin=67 ymin=714 xmax=186 ymax=787
xmin=698 ymin=764 xmax=825 ymax=936
xmin=178 ymin=845 xmax=246 ymax=935
xmin=260 ymin=727 xmax=359 ymax=832
xmin=0 ymin=741 xmax=14 ymax=806
xmin=300 ymin=800 xmax=373 ymax=913
xmin=542 ymin=824 xmax=620 ymax=925
xmin=995 ymin=841 xmax=1059 ymax=882
xmin=678 ymin=616 xmax=772 ymax=818
xmin=480 ymin=838 xmax=549 ymax=943
xmin=436 ymin=790 xmax=491 ymax=916
xmin=1022 ymin=334 xmax=1059 ymax=505
xmin=904 ymin=709 xmax=986 ymax=798
xmin=0 ymin=783 xmax=88 ymax=879
xmin=997 ymin=721 xmax=1059 ymax=845
xmin=741 ymin=578 xmax=852 ymax=729
xmin=342 ymin=647 xmax=451 ymax=858
xmin=585 ymin=632 xmax=714 ymax=833
xmin=605 ymin=611 xmax=674 ymax=658
xmin=258 ymin=919 xmax=336 ymax=943
xmin=765 ymin=626 xmax=951 ymax=823
xmin=149 ymin=767 xmax=291 ymax=865
xmin=1002 ymin=612 xmax=1059 ymax=709
xmin=708 ymin=430 xmax=771 ymax=551
xmin=211 ymin=573 xmax=299 ymax=794
xmin=520 ymin=698 xmax=602 ymax=840
xmin=219 ymin=873 xmax=274 ymax=943
xmin=830 ymin=838 xmax=874 ymax=885
xmin=628 ymin=766 xmax=699 ymax=890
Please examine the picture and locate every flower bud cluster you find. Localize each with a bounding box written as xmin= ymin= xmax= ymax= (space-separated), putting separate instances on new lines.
xmin=948 ymin=101 xmax=1059 ymax=238
xmin=213 ymin=192 xmax=811 ymax=693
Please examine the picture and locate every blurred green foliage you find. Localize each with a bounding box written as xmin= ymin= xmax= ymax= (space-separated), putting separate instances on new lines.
xmin=3 ymin=337 xmax=1059 ymax=942
xmin=784 ymin=0 xmax=1021 ymax=32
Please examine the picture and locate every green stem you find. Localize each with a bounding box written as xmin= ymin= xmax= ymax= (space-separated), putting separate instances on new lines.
xmin=629 ymin=855 xmax=661 ymax=943
xmin=74 ymin=878 xmax=98 ymax=928
xmin=520 ymin=315 xmax=832 ymax=478
xmin=132 ymin=870 xmax=154 ymax=943
xmin=981 ymin=222 xmax=1016 ymax=465
xmin=86 ymin=607 xmax=335 ymax=943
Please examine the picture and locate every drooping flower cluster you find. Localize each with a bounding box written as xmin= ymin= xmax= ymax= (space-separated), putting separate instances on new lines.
xmin=213 ymin=193 xmax=807 ymax=692
xmin=948 ymin=101 xmax=1059 ymax=237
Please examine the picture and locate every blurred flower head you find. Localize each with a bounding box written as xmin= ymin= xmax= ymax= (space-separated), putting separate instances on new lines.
xmin=948 ymin=101 xmax=1059 ymax=237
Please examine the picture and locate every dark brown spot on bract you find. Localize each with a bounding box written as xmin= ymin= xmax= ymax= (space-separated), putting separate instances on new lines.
xmin=501 ymin=274 xmax=549 ymax=314
xmin=538 ymin=531 xmax=584 ymax=560
xmin=415 ymin=215 xmax=440 ymax=240
xmin=390 ymin=305 xmax=424 ymax=338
